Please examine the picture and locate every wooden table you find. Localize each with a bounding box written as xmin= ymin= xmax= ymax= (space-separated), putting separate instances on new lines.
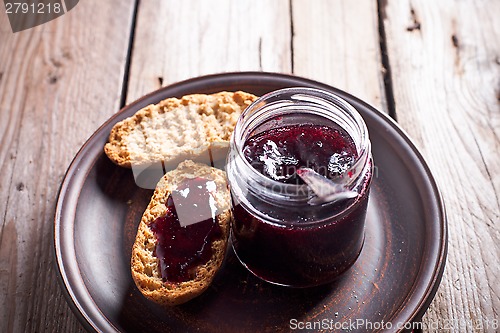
xmin=1 ymin=0 xmax=498 ymax=332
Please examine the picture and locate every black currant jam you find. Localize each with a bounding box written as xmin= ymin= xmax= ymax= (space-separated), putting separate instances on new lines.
xmin=227 ymin=88 xmax=373 ymax=287
xmin=149 ymin=177 xmax=222 ymax=283
xmin=243 ymin=123 xmax=358 ymax=184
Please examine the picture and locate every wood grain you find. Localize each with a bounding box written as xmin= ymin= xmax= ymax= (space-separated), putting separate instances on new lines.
xmin=382 ymin=0 xmax=500 ymax=331
xmin=125 ymin=0 xmax=292 ymax=103
xmin=291 ymin=0 xmax=386 ymax=111
xmin=0 ymin=1 xmax=136 ymax=332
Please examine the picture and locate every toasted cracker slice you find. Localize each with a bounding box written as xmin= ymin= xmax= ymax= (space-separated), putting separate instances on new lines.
xmin=131 ymin=160 xmax=231 ymax=306
xmin=104 ymin=91 xmax=257 ymax=168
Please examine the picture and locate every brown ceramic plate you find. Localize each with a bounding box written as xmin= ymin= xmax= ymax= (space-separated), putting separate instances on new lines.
xmin=54 ymin=72 xmax=447 ymax=333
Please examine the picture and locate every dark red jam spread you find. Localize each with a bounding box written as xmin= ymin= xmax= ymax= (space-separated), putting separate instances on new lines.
xmin=149 ymin=177 xmax=222 ymax=283
xmin=232 ymin=122 xmax=370 ymax=286
xmin=243 ymin=124 xmax=358 ymax=184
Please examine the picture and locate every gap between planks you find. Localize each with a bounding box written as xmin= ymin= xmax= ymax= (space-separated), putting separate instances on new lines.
xmin=120 ymin=0 xmax=141 ymax=109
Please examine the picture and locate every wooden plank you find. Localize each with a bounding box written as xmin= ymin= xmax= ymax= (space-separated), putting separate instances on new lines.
xmin=382 ymin=0 xmax=500 ymax=330
xmin=126 ymin=0 xmax=292 ymax=103
xmin=0 ymin=1 xmax=136 ymax=332
xmin=291 ymin=0 xmax=386 ymax=111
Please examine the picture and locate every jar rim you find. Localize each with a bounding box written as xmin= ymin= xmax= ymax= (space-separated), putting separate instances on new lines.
xmin=231 ymin=87 xmax=371 ymax=199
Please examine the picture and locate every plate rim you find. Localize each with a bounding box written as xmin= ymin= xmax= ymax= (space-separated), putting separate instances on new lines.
xmin=54 ymin=71 xmax=447 ymax=333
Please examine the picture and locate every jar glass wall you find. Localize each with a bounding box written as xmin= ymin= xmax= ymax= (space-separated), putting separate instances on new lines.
xmin=226 ymin=87 xmax=373 ymax=287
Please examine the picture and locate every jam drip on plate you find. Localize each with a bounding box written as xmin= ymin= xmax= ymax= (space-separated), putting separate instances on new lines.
xmin=149 ymin=177 xmax=222 ymax=283
xmin=243 ymin=124 xmax=358 ymax=184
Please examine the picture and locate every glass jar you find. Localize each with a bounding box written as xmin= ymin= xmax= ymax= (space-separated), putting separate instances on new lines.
xmin=226 ymin=87 xmax=373 ymax=287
